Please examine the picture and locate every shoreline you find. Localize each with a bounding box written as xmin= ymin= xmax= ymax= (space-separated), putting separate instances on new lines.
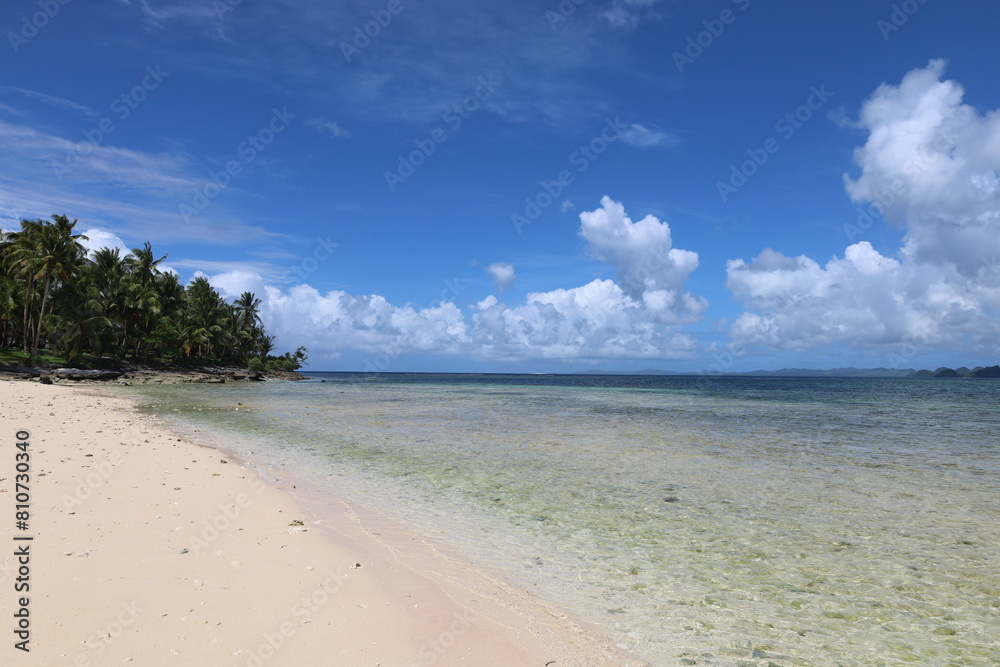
xmin=0 ymin=363 xmax=305 ymax=385
xmin=1 ymin=380 xmax=641 ymax=666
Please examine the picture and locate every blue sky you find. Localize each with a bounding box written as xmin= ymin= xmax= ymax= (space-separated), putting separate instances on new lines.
xmin=2 ymin=0 xmax=999 ymax=372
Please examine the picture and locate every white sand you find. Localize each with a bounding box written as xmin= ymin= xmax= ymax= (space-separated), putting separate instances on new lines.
xmin=0 ymin=381 xmax=644 ymax=666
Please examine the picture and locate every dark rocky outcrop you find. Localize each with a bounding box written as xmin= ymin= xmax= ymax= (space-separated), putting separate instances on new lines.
xmin=50 ymin=368 xmax=123 ymax=381
xmin=2 ymin=361 xmax=294 ymax=385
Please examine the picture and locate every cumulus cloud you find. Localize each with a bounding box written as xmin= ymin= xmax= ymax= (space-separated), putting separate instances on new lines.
xmin=485 ymin=262 xmax=516 ymax=292
xmin=729 ymin=61 xmax=1000 ymax=356
xmin=466 ymin=197 xmax=705 ymax=360
xmin=197 ymin=197 xmax=707 ymax=364
xmin=579 ymin=196 xmax=706 ymax=322
xmin=726 ymin=243 xmax=991 ymax=350
xmin=207 ymin=274 xmax=469 ymax=364
xmin=79 ymin=228 xmax=132 ymax=256
xmin=470 ymin=280 xmax=699 ymax=361
xmin=844 ymin=59 xmax=1000 ymax=276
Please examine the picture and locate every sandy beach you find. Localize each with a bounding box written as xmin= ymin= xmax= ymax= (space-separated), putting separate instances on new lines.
xmin=0 ymin=380 xmax=639 ymax=667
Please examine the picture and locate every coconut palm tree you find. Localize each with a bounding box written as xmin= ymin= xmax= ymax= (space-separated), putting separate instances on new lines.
xmin=2 ymin=214 xmax=297 ymax=368
xmin=10 ymin=216 xmax=88 ymax=362
xmin=126 ymin=242 xmax=166 ymax=289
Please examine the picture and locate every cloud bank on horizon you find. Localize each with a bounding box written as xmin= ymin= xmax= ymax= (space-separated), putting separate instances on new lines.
xmin=728 ymin=61 xmax=1000 ymax=361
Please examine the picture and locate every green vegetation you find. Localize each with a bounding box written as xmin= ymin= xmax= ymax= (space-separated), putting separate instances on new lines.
xmin=0 ymin=215 xmax=304 ymax=369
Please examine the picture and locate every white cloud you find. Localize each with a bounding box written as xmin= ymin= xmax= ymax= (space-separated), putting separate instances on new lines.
xmin=725 ymin=243 xmax=986 ymax=350
xmin=197 ymin=197 xmax=707 ymax=364
xmin=78 ymin=228 xmax=179 ymax=275
xmin=485 ymin=262 xmax=516 ymax=292
xmin=119 ymin=0 xmax=219 ymax=28
xmin=603 ymin=0 xmax=662 ymax=31
xmin=579 ymin=195 xmax=705 ymax=322
xmin=79 ymin=228 xmax=132 ymax=256
xmin=210 ymin=279 xmax=470 ymax=362
xmin=475 ymin=197 xmax=705 ymax=361
xmin=0 ymin=86 xmax=98 ymax=117
xmin=198 ymin=270 xmax=269 ymax=299
xmin=0 ymin=117 xmax=281 ymax=246
xmin=470 ymin=279 xmax=699 ymax=361
xmin=844 ymin=59 xmax=1000 ymax=276
xmin=729 ymin=61 xmax=1000 ymax=357
xmin=307 ymin=118 xmax=351 ymax=140
xmin=617 ymin=122 xmax=678 ymax=149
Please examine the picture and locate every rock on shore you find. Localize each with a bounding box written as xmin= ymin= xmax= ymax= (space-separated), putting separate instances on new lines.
xmin=1 ymin=364 xmax=303 ymax=384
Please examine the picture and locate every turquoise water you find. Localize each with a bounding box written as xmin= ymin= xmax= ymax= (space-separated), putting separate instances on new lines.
xmin=120 ymin=375 xmax=1000 ymax=666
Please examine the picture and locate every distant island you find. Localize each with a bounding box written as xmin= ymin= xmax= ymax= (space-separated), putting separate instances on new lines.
xmin=906 ymin=365 xmax=1000 ymax=378
xmin=577 ymin=366 xmax=1000 ymax=378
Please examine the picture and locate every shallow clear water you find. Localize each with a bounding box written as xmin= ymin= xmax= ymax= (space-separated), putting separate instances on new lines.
xmin=118 ymin=375 xmax=1000 ymax=666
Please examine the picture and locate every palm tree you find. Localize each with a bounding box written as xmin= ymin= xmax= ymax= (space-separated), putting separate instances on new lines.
xmin=232 ymin=292 xmax=264 ymax=357
xmin=10 ymin=216 xmax=88 ymax=362
xmin=6 ymin=219 xmax=44 ymax=352
xmin=0 ymin=231 xmax=20 ymax=348
xmin=234 ymin=292 xmax=262 ymax=330
xmin=2 ymin=213 xmax=294 ymax=369
xmin=183 ymin=277 xmax=226 ymax=358
xmin=257 ymin=333 xmax=276 ymax=357
xmin=86 ymin=248 xmax=128 ymax=351
xmin=126 ymin=242 xmax=166 ymax=289
xmin=50 ymin=278 xmax=112 ymax=363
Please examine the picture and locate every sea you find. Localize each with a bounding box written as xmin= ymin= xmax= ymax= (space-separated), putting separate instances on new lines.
xmin=116 ymin=373 xmax=1000 ymax=666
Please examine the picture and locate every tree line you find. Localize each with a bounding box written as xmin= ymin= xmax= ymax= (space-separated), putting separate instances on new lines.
xmin=0 ymin=215 xmax=304 ymax=369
